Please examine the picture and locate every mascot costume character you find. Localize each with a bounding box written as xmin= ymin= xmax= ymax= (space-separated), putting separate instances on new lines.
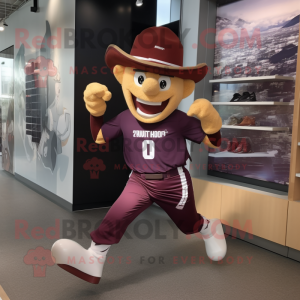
xmin=51 ymin=27 xmax=227 ymax=284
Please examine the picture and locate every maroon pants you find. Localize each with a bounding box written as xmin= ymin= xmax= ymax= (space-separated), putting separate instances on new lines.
xmin=90 ymin=167 xmax=204 ymax=245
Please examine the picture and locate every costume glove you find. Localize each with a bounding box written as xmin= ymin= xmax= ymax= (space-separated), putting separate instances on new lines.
xmin=83 ymin=83 xmax=112 ymax=117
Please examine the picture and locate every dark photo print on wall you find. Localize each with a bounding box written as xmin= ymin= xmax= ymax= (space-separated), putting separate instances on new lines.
xmin=15 ymin=21 xmax=71 ymax=173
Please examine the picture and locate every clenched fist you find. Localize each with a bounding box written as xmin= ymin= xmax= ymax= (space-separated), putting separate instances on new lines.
xmin=83 ymin=83 xmax=112 ymax=117
xmin=187 ymin=98 xmax=222 ymax=134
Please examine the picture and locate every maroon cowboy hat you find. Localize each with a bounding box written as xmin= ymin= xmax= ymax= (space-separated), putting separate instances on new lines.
xmin=105 ymin=26 xmax=208 ymax=83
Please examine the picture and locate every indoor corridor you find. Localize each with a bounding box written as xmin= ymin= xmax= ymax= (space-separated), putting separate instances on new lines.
xmin=0 ymin=167 xmax=300 ymax=300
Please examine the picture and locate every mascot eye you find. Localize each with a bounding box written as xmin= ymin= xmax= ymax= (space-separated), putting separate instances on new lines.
xmin=138 ymin=76 xmax=144 ymax=85
xmin=159 ymin=76 xmax=171 ymax=91
xmin=134 ymin=72 xmax=146 ymax=87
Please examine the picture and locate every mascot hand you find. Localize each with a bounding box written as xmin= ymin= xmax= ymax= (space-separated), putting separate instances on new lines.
xmin=83 ymin=83 xmax=112 ymax=117
xmin=187 ymin=98 xmax=222 ymax=134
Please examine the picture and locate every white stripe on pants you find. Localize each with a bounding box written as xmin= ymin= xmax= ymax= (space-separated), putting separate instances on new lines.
xmin=176 ymin=167 xmax=188 ymax=210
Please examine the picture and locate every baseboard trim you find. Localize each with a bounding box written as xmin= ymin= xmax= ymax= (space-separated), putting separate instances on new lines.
xmin=72 ymin=202 xmax=113 ymax=211
xmin=287 ymin=247 xmax=300 ymax=263
xmin=222 ymin=224 xmax=292 ymax=258
xmin=15 ymin=173 xmax=73 ymax=212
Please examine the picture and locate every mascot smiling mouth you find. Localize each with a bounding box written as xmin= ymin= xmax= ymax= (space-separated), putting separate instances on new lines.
xmin=132 ymin=94 xmax=170 ymax=118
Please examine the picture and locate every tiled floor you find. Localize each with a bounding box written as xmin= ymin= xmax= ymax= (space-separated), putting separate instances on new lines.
xmin=0 ymin=168 xmax=300 ymax=300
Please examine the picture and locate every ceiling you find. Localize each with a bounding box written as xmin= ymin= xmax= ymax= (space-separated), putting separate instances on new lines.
xmin=0 ymin=0 xmax=25 ymax=21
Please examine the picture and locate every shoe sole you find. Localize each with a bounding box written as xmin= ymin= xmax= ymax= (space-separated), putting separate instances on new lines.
xmin=58 ymin=264 xmax=101 ymax=284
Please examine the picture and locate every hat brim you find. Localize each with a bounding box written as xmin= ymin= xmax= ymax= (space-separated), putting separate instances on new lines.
xmin=105 ymin=45 xmax=208 ymax=83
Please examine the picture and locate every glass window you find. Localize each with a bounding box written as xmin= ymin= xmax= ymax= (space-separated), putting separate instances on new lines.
xmin=157 ymin=0 xmax=171 ymax=26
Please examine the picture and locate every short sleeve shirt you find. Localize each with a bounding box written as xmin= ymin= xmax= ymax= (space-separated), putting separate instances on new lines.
xmin=101 ymin=109 xmax=205 ymax=173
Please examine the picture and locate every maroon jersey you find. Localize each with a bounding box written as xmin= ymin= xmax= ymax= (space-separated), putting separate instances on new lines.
xmin=101 ymin=109 xmax=205 ymax=173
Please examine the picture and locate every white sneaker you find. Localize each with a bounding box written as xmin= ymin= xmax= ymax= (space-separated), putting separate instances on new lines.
xmin=200 ymin=218 xmax=227 ymax=261
xmin=51 ymin=239 xmax=110 ymax=284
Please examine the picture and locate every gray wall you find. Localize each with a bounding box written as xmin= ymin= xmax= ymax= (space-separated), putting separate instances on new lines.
xmin=179 ymin=0 xmax=217 ymax=174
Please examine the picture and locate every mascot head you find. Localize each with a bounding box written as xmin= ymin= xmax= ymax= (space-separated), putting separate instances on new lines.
xmin=105 ymin=27 xmax=208 ymax=123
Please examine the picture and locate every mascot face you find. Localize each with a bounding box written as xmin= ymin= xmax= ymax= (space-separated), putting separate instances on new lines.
xmin=114 ymin=65 xmax=195 ymax=124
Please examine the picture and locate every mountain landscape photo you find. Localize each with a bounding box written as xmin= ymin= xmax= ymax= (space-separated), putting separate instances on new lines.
xmin=282 ymin=14 xmax=300 ymax=28
xmin=214 ymin=2 xmax=299 ymax=79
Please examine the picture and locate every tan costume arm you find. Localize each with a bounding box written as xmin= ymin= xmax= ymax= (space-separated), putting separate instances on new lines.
xmin=83 ymin=83 xmax=112 ymax=144
xmin=187 ymin=98 xmax=222 ymax=148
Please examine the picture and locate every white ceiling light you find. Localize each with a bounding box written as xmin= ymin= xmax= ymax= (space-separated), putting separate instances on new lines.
xmin=0 ymin=22 xmax=5 ymax=32
xmin=136 ymin=0 xmax=143 ymax=7
xmin=0 ymin=1 xmax=7 ymax=32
